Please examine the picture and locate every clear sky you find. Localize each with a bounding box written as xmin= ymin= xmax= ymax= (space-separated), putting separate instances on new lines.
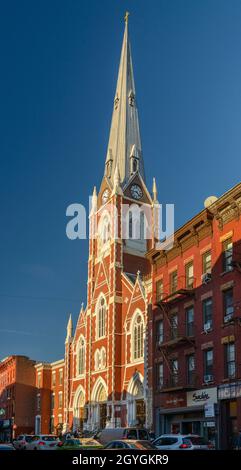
xmin=1 ymin=0 xmax=241 ymax=362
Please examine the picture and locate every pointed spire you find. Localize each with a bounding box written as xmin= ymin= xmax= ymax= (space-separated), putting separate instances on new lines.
xmin=152 ymin=177 xmax=158 ymax=202
xmin=104 ymin=14 xmax=145 ymax=185
xmin=112 ymin=163 xmax=123 ymax=195
xmin=91 ymin=186 xmax=97 ymax=213
xmin=65 ymin=314 xmax=73 ymax=343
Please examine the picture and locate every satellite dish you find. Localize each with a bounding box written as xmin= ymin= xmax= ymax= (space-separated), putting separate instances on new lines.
xmin=204 ymin=195 xmax=218 ymax=208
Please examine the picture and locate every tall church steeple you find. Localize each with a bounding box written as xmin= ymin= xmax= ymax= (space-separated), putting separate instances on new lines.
xmin=104 ymin=13 xmax=145 ymax=186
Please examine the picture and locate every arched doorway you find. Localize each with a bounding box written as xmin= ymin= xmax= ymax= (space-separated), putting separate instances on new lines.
xmin=73 ymin=386 xmax=85 ymax=432
xmin=127 ymin=373 xmax=146 ymax=427
xmin=91 ymin=378 xmax=108 ymax=430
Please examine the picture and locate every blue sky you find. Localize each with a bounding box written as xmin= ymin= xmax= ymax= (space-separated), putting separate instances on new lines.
xmin=1 ymin=0 xmax=241 ymax=362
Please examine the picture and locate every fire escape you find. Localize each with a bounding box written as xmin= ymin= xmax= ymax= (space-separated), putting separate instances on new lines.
xmin=156 ymin=275 xmax=198 ymax=392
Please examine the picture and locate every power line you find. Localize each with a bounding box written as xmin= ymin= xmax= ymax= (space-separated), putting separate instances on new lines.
xmin=0 ymin=294 xmax=80 ymax=303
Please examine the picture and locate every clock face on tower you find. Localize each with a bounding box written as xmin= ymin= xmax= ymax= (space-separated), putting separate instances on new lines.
xmin=102 ymin=189 xmax=110 ymax=204
xmin=130 ymin=184 xmax=143 ymax=200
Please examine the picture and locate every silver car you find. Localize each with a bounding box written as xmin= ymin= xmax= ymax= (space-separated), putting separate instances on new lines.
xmin=26 ymin=434 xmax=59 ymax=450
xmin=13 ymin=434 xmax=34 ymax=450
xmin=0 ymin=443 xmax=16 ymax=451
xmin=153 ymin=434 xmax=214 ymax=450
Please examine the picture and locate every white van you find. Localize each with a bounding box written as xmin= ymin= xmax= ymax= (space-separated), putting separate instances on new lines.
xmin=98 ymin=427 xmax=150 ymax=445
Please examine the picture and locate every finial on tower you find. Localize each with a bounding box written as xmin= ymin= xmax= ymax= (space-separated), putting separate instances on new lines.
xmin=112 ymin=163 xmax=123 ymax=195
xmin=65 ymin=313 xmax=73 ymax=343
xmin=91 ymin=186 xmax=98 ymax=213
xmin=124 ymin=11 xmax=130 ymax=24
xmin=152 ymin=177 xmax=158 ymax=202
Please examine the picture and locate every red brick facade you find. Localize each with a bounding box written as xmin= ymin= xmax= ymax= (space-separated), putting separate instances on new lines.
xmin=147 ymin=182 xmax=241 ymax=449
xmin=34 ymin=360 xmax=64 ymax=435
xmin=0 ymin=356 xmax=36 ymax=440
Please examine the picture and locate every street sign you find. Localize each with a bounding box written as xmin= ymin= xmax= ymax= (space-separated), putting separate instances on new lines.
xmin=204 ymin=403 xmax=215 ymax=418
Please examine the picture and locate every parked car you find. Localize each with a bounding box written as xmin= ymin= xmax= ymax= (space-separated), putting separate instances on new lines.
xmin=26 ymin=435 xmax=59 ymax=450
xmin=13 ymin=434 xmax=34 ymax=450
xmin=98 ymin=427 xmax=150 ymax=445
xmin=0 ymin=443 xmax=16 ymax=451
xmin=105 ymin=439 xmax=156 ymax=450
xmin=153 ymin=434 xmax=214 ymax=450
xmin=58 ymin=438 xmax=103 ymax=450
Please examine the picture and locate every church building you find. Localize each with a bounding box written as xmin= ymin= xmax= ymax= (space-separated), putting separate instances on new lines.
xmin=63 ymin=15 xmax=156 ymax=432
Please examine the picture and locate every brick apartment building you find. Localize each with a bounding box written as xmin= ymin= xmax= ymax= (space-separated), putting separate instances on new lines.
xmin=147 ymin=182 xmax=241 ymax=449
xmin=0 ymin=356 xmax=36 ymax=441
xmin=35 ymin=359 xmax=64 ymax=435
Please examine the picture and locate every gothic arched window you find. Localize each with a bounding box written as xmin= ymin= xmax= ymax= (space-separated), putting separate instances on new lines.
xmin=101 ymin=347 xmax=106 ymax=369
xmin=140 ymin=211 xmax=145 ymax=240
xmin=94 ymin=349 xmax=101 ymax=371
xmin=77 ymin=337 xmax=85 ymax=376
xmin=98 ymin=213 xmax=111 ymax=253
xmin=132 ymin=312 xmax=144 ymax=361
xmin=96 ymin=295 xmax=106 ymax=339
xmin=129 ymin=211 xmax=133 ymax=239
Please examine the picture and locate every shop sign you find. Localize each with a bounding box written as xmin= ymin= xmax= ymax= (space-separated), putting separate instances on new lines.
xmin=218 ymin=381 xmax=241 ymax=400
xmin=164 ymin=393 xmax=186 ymax=408
xmin=204 ymin=403 xmax=215 ymax=418
xmin=203 ymin=421 xmax=215 ymax=428
xmin=187 ymin=387 xmax=217 ymax=407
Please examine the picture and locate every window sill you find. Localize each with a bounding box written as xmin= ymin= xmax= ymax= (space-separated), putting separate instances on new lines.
xmin=201 ymin=329 xmax=213 ymax=335
xmin=221 ymin=320 xmax=234 ymax=328
xmin=220 ymin=269 xmax=233 ymax=277
xmin=131 ymin=357 xmax=144 ymax=364
xmin=221 ymin=377 xmax=236 ymax=383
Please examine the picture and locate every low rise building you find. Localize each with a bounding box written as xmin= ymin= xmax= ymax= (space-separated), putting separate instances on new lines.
xmin=0 ymin=355 xmax=36 ymax=441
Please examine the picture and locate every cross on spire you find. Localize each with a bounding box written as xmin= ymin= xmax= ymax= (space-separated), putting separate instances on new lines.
xmin=124 ymin=11 xmax=130 ymax=24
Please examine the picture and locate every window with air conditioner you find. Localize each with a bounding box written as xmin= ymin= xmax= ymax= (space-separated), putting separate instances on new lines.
xmin=201 ymin=272 xmax=212 ymax=284
xmin=203 ymin=298 xmax=213 ymax=331
xmin=202 ymin=251 xmax=212 ymax=274
xmin=204 ymin=349 xmax=213 ymax=382
xmin=223 ymin=288 xmax=234 ymax=322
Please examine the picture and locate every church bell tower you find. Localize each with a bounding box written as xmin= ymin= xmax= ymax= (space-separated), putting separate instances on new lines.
xmin=68 ymin=13 xmax=154 ymax=432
